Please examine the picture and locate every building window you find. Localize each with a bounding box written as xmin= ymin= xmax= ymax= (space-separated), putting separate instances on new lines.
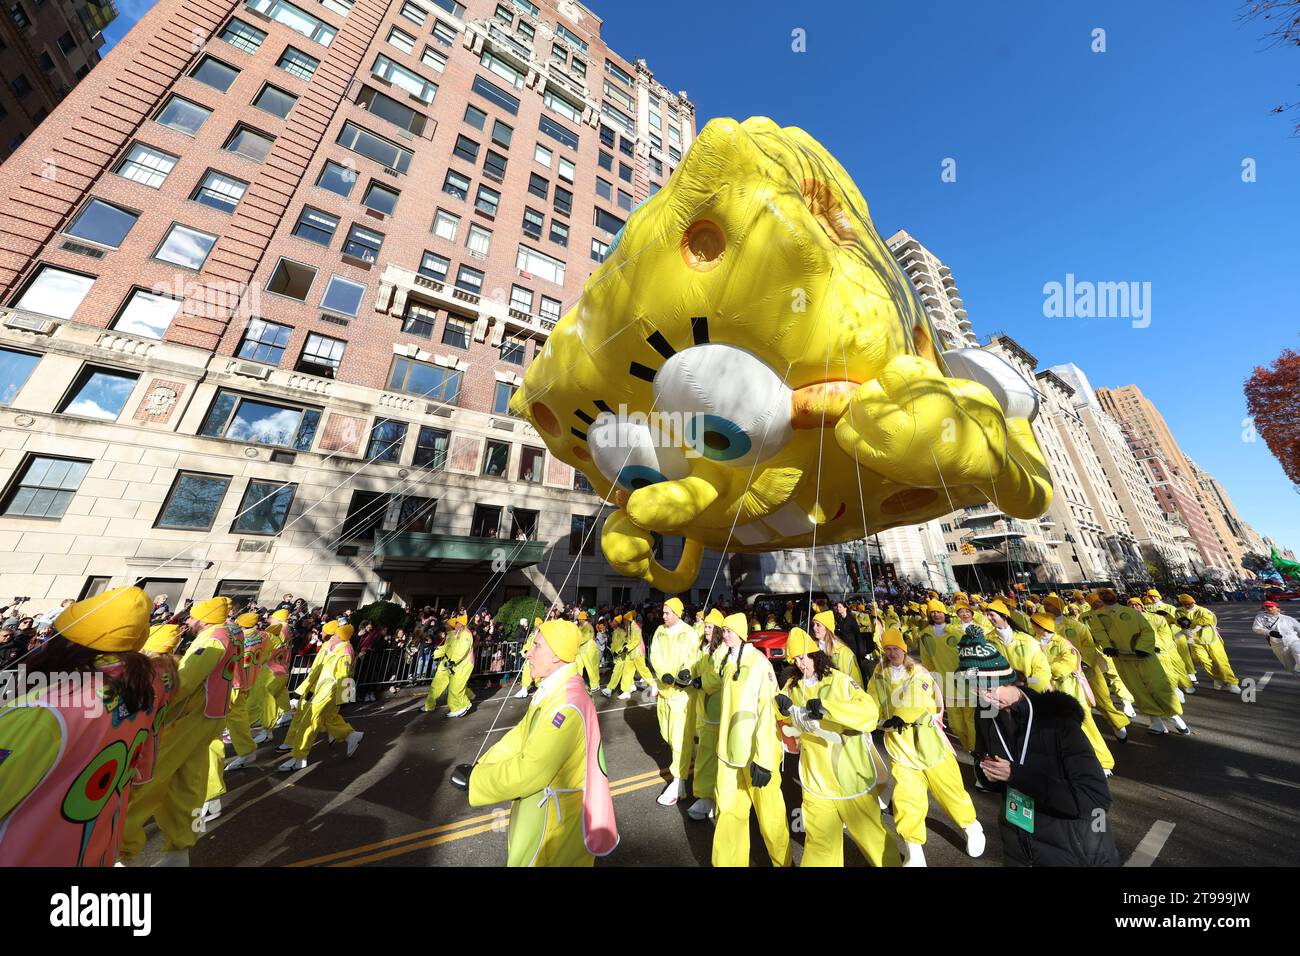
xmin=539 ymin=295 xmax=561 ymax=324
xmin=471 ymin=503 xmax=501 ymax=538
xmin=399 ymin=0 xmax=426 ymax=24
xmin=522 ymin=206 xmax=543 ymax=239
xmin=401 ymin=301 xmax=436 ymax=338
xmin=1 ymin=347 xmax=39 ymax=404
xmin=387 ymin=357 xmax=461 ymax=402
xmin=598 ymin=149 xmax=612 ymax=171
xmin=387 ymin=25 xmax=415 ymax=53
xmin=493 ymin=381 xmax=516 ymax=414
xmin=508 ymin=286 xmax=533 ymax=315
xmin=296 ymin=332 xmax=346 ymax=377
xmin=594 ymin=207 xmax=625 ymax=234
xmin=538 ymin=115 xmax=579 ymax=150
xmin=154 ymin=224 xmax=218 ymax=270
xmin=192 ymin=170 xmax=248 ymax=212
xmin=397 ymin=494 xmax=437 ymax=533
xmin=321 ymin=275 xmax=366 ymax=316
xmin=483 ymin=149 xmax=508 ymax=181
xmin=553 ymin=186 xmax=572 ymax=216
xmin=156 ymin=472 xmax=232 ymax=530
xmin=442 ymin=169 xmax=470 ymax=199
xmin=115 ymin=143 xmax=178 ymax=188
xmin=548 ymin=220 xmax=568 ymax=247
xmin=432 ymin=208 xmax=460 ymax=241
xmin=419 ymin=251 xmax=449 ymax=281
xmin=500 ymin=334 xmax=527 ymax=365
xmin=224 ymin=124 xmax=275 ymax=162
xmin=253 ymin=83 xmax=297 ymax=118
xmin=58 ymin=366 xmax=139 ymax=420
xmin=245 ymin=0 xmax=335 ymax=45
xmin=237 ymin=318 xmax=292 ymax=364
xmin=316 ymin=159 xmax=356 ymax=197
xmin=516 ymin=244 xmax=564 ymax=285
xmin=475 ymin=184 xmax=500 ymax=216
xmin=266 ymin=257 xmax=316 ymax=300
xmin=591 ymin=237 xmax=609 ymax=263
xmin=528 ymin=172 xmax=548 ymax=200
xmin=534 ymin=144 xmax=553 ymax=169
xmin=12 ymin=265 xmax=95 ymax=320
xmin=491 ymin=119 xmax=512 ymax=148
xmin=11 ymin=74 xmax=33 ymax=98
xmin=618 ymin=161 xmax=632 ymax=184
xmin=569 ymin=514 xmax=596 ymax=556
xmin=480 ymin=49 xmax=524 ymax=88
xmin=509 ymin=506 xmax=538 ymax=539
xmin=482 ymin=440 xmax=509 ymax=477
xmin=65 ymin=199 xmax=139 ymax=249
xmin=337 ymin=121 xmax=412 ymax=173
xmin=558 ymin=156 xmax=575 ymax=182
xmin=452 ymin=134 xmax=479 ymax=165
xmin=292 ymin=206 xmax=338 ymax=245
xmin=366 ymin=418 xmax=408 ymax=463
xmin=466 ymin=223 xmax=492 ymax=257
xmin=357 ymin=181 xmax=399 ymax=217
xmin=518 ymin=446 xmax=544 ymax=482
xmin=190 ymin=55 xmax=240 ymax=92
xmin=574 ymin=471 xmax=594 ymax=494
xmin=2 ymin=455 xmax=91 ymax=519
xmin=442 ymin=314 xmax=471 ymax=348
xmin=372 ymin=54 xmax=437 ymax=103
xmin=220 ymin=18 xmax=267 ymax=52
xmin=413 ymin=425 xmax=449 ymax=469
xmin=543 ymin=88 xmax=581 ymax=123
xmin=200 ymin=389 xmax=321 ymax=450
xmin=342 ymin=223 xmax=383 ymax=263
xmin=112 ymin=289 xmax=179 ymax=340
xmin=231 ymin=479 xmax=297 ymax=535
xmin=617 ymin=189 xmax=633 ymax=212
xmin=421 ymin=45 xmax=447 ymax=72
xmin=455 ymin=265 xmax=484 ymax=294
xmin=432 ymin=17 xmax=458 ymax=45
xmin=277 ymin=45 xmax=319 ymax=80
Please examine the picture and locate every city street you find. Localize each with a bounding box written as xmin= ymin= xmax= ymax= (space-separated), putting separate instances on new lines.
xmin=131 ymin=603 xmax=1300 ymax=868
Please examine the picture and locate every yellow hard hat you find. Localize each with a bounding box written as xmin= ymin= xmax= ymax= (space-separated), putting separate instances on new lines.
xmin=984 ymin=598 xmax=1011 ymax=618
xmin=880 ymin=627 xmax=907 ymax=652
xmin=813 ymin=610 xmax=836 ymax=634
xmin=1127 ymin=597 xmax=1144 ymax=609
xmin=664 ymin=597 xmax=684 ymax=616
xmin=1043 ymin=594 xmax=1065 ymax=614
xmin=722 ymin=612 xmax=748 ymax=636
xmin=705 ymin=608 xmax=725 ymax=626
xmin=539 ymin=619 xmax=579 ymax=662
xmin=236 ymin=612 xmax=259 ymax=629
xmin=785 ymin=627 xmax=818 ymax=658
xmin=953 ymin=592 xmax=969 ymax=603
xmin=144 ymin=623 xmax=182 ymax=654
xmin=54 ymin=587 xmax=151 ymax=653
xmin=1030 ymin=612 xmax=1056 ymax=633
xmin=191 ymin=596 xmax=231 ymax=625
xmin=336 ymin=623 xmax=355 ymax=641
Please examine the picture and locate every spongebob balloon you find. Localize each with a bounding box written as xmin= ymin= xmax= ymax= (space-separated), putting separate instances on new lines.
xmin=511 ymin=117 xmax=1052 ymax=594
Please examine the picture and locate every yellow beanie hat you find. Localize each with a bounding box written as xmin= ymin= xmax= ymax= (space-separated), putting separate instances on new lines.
xmin=578 ymin=610 xmax=588 ymax=622
xmin=322 ymin=620 xmax=338 ymax=636
xmin=880 ymin=627 xmax=907 ymax=652
xmin=926 ymin=599 xmax=947 ymax=615
xmin=1030 ymin=612 xmax=1057 ymax=633
xmin=785 ymin=627 xmax=818 ymax=658
xmin=533 ymin=617 xmax=543 ymax=627
xmin=236 ymin=612 xmax=259 ymax=629
xmin=539 ymin=619 xmax=580 ymax=662
xmin=722 ymin=612 xmax=748 ymax=637
xmin=144 ymin=623 xmax=182 ymax=654
xmin=664 ymin=597 xmax=684 ymax=616
xmin=55 ymin=587 xmax=152 ymax=653
xmin=271 ymin=609 xmax=290 ymax=623
xmin=191 ymin=596 xmax=231 ymax=625
xmin=1177 ymin=594 xmax=1195 ymax=606
xmin=336 ymin=623 xmax=355 ymax=641
xmin=813 ymin=610 xmax=836 ymax=634
xmin=450 ymin=614 xmax=468 ymax=628
xmin=705 ymin=608 xmax=726 ymax=626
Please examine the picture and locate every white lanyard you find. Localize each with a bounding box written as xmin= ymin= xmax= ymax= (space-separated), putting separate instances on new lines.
xmin=991 ymin=695 xmax=1033 ymax=765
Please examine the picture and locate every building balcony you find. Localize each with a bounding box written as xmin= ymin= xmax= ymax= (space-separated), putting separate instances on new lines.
xmin=958 ymin=318 xmax=973 ymax=330
xmin=953 ymin=307 xmax=968 ymax=319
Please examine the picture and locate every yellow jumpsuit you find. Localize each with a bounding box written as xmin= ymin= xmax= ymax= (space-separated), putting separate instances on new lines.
xmin=517 ymin=630 xmax=537 ymax=692
xmin=608 ymin=623 xmax=654 ymax=693
xmin=286 ymin=638 xmax=356 ymax=758
xmin=1039 ymin=633 xmax=1114 ymax=771
xmin=990 ymin=627 xmax=1053 ymax=693
xmin=577 ymin=622 xmax=600 ymax=688
xmin=424 ymin=627 xmax=475 ymax=713
xmin=649 ymin=619 xmax=701 ymax=780
xmin=1083 ymin=609 xmax=1137 ymax=705
xmin=469 ymin=662 xmax=595 ymax=866
xmin=693 ymin=643 xmax=724 ymax=803
xmin=1151 ymin=601 xmax=1197 ymax=678
xmin=1180 ymin=606 xmax=1239 ymax=686
xmin=869 ymin=662 xmax=978 ymax=847
xmin=248 ymin=627 xmax=292 ymax=729
xmin=1144 ymin=609 xmax=1192 ymax=691
xmin=121 ymin=626 xmax=233 ymax=858
xmin=785 ymin=670 xmax=898 ymax=867
xmin=919 ymin=621 xmax=974 ymax=751
xmin=826 ymin=637 xmax=864 ymax=686
xmin=713 ymin=643 xmax=791 ymax=867
xmin=1088 ymin=605 xmax=1181 ymax=718
xmin=1058 ymin=615 xmax=1129 ymax=735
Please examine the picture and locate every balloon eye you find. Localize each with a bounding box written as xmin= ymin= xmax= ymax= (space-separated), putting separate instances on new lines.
xmin=616 ymin=465 xmax=668 ymax=491
xmin=687 ymin=415 xmax=752 ymax=462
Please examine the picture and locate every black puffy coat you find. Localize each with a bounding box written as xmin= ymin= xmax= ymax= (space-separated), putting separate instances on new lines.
xmin=974 ymin=688 xmax=1120 ymax=867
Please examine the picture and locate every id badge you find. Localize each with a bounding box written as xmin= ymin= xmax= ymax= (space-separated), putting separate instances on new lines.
xmin=1005 ymin=786 xmax=1035 ymax=833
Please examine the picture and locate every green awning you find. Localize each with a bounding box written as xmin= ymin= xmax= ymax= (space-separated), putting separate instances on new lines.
xmin=375 ymin=532 xmax=549 ymax=573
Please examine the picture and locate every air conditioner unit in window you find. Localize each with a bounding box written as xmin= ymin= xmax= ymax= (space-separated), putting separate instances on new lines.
xmin=234 ymin=362 xmax=272 ymax=380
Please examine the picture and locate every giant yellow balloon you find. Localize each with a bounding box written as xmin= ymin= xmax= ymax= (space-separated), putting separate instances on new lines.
xmin=512 ymin=117 xmax=1052 ymax=593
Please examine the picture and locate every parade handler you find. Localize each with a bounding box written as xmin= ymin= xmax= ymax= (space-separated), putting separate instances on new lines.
xmin=649 ymin=596 xmax=700 ymax=806
xmin=450 ymin=620 xmax=618 ymax=867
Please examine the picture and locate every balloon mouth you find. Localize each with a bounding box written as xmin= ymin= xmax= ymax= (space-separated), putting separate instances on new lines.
xmin=790 ymin=380 xmax=858 ymax=429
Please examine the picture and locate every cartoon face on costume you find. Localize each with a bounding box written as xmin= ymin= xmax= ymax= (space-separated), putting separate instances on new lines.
xmin=513 ymin=117 xmax=1051 ymax=592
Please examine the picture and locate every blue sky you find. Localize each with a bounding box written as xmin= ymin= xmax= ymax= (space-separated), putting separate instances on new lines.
xmin=103 ymin=1 xmax=1299 ymax=552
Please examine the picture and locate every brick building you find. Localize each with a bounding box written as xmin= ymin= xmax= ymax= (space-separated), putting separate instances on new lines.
xmin=0 ymin=0 xmax=719 ymax=612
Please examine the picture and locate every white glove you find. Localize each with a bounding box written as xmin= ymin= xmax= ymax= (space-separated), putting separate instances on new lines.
xmin=289 ymin=697 xmax=299 ymax=710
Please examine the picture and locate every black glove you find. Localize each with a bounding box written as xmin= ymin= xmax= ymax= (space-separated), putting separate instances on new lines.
xmin=1102 ymin=647 xmax=1118 ymax=657
xmin=689 ymin=676 xmax=702 ymax=689
xmin=775 ymin=693 xmax=793 ymax=717
xmin=805 ymin=698 xmax=825 ymax=721
xmin=659 ymin=673 xmax=675 ymax=686
xmin=1177 ymin=617 xmax=1192 ymax=629
xmin=749 ymin=763 xmax=772 ymax=788
xmin=676 ymin=668 xmax=694 ymax=688
xmin=1134 ymin=650 xmax=1150 ymax=658
xmin=1269 ymin=630 xmax=1282 ymax=639
xmin=881 ymin=715 xmax=905 ymax=731
xmin=450 ymin=763 xmax=473 ymax=791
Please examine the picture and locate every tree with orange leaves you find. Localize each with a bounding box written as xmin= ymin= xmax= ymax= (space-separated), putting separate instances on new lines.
xmin=1244 ymin=347 xmax=1300 ymax=486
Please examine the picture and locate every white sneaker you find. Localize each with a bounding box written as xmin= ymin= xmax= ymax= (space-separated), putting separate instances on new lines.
xmin=1224 ymin=684 xmax=1241 ymax=694
xmin=251 ymin=730 xmax=272 ymax=745
xmin=1104 ymin=769 xmax=1114 ymax=777
xmin=964 ymin=821 xmax=986 ymax=858
xmin=648 ymin=683 xmax=658 ymax=699
xmin=153 ymin=849 xmax=190 ymax=867
xmin=617 ymin=690 xmax=632 ymax=700
xmin=1183 ymin=684 xmax=1196 ymax=695
xmin=1172 ymin=715 xmax=1191 ymax=736
xmin=1121 ymin=701 xmax=1137 ymax=719
xmin=345 ymin=731 xmax=364 ymax=757
xmin=277 ymin=757 xmax=307 ymax=772
xmin=447 ymin=706 xmax=470 ymax=718
xmin=276 ymin=742 xmax=292 ymax=753
xmin=1115 ymin=726 xmax=1128 ymax=741
xmin=656 ymin=778 xmax=682 ymax=807
xmin=1175 ymin=689 xmax=1185 ymax=704
xmin=600 ymin=687 xmax=612 ymax=698
xmin=902 ymin=842 xmax=927 ymax=867
xmin=513 ymin=687 xmax=528 ymax=699
xmin=1213 ymin=681 xmax=1224 ymax=691
xmin=224 ymin=753 xmax=255 ymax=771
xmin=201 ymin=797 xmax=222 ymax=821
xmin=274 ymin=713 xmax=293 ymax=728
xmin=1148 ymin=717 xmax=1168 ymax=735
xmin=387 ymin=686 xmax=398 ymax=695
xmin=686 ymin=797 xmax=714 ymax=821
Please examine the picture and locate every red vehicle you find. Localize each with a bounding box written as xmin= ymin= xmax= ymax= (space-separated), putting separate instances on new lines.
xmin=742 ymin=592 xmax=830 ymax=663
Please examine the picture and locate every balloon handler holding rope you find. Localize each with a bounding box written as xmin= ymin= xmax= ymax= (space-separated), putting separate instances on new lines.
xmin=509 ymin=116 xmax=1053 ymax=594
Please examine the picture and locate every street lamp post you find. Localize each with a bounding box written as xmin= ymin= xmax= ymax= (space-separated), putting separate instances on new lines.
xmin=1064 ymin=532 xmax=1084 ymax=586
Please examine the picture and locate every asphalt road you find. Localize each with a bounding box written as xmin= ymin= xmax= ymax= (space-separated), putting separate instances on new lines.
xmin=130 ymin=603 xmax=1300 ymax=867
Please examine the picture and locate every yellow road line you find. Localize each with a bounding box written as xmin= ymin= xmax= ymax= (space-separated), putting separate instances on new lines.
xmin=287 ymin=767 xmax=667 ymax=867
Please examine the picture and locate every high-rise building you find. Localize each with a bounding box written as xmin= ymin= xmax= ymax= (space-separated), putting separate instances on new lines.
xmin=886 ymin=229 xmax=978 ymax=353
xmin=0 ymin=0 xmax=118 ymax=160
xmin=1096 ymin=385 xmax=1237 ymax=578
xmin=0 ymin=0 xmax=710 ymax=611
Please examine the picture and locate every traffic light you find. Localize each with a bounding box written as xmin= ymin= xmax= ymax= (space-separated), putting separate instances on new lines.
xmin=960 ymin=543 xmax=977 ymax=556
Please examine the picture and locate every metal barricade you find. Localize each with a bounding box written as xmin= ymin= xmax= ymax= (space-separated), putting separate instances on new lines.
xmin=287 ymin=640 xmax=528 ymax=695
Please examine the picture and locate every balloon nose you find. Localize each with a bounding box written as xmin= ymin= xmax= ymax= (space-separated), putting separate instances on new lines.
xmin=791 ymin=381 xmax=856 ymax=429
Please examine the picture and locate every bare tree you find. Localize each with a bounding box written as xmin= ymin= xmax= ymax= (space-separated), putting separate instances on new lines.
xmin=1239 ymin=0 xmax=1300 ymax=136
